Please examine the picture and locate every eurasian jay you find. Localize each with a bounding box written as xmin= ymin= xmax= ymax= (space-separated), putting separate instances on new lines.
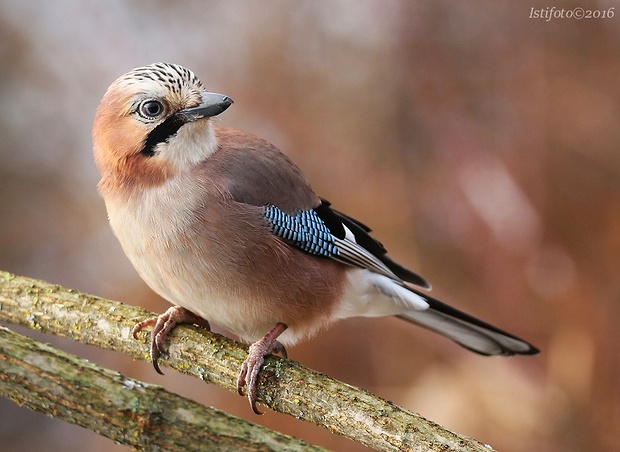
xmin=92 ymin=62 xmax=538 ymax=413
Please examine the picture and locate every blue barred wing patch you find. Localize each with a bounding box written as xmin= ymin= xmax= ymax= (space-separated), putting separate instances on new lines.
xmin=262 ymin=205 xmax=340 ymax=258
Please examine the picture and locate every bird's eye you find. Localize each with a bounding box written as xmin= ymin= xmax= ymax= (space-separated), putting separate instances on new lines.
xmin=138 ymin=100 xmax=164 ymax=119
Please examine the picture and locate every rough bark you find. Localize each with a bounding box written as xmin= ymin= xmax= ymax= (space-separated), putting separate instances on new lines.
xmin=0 ymin=325 xmax=325 ymax=451
xmin=0 ymin=270 xmax=494 ymax=451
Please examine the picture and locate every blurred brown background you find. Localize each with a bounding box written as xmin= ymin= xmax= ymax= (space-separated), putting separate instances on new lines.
xmin=1 ymin=1 xmax=619 ymax=451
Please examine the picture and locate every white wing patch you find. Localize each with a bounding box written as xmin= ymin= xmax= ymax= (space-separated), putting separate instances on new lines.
xmin=333 ymin=225 xmax=401 ymax=282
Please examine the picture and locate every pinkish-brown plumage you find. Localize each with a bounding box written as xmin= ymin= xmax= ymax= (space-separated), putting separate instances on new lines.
xmin=93 ymin=63 xmax=538 ymax=413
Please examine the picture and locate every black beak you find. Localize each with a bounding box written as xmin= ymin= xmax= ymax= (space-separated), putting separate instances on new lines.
xmin=178 ymin=92 xmax=233 ymax=122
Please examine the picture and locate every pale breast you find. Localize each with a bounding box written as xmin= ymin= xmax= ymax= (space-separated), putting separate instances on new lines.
xmin=104 ymin=171 xmax=346 ymax=344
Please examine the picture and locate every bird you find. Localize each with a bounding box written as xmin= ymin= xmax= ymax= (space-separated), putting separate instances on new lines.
xmin=92 ymin=62 xmax=539 ymax=414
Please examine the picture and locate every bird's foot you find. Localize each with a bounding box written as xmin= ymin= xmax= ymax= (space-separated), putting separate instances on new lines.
xmin=132 ymin=306 xmax=211 ymax=374
xmin=237 ymin=323 xmax=288 ymax=414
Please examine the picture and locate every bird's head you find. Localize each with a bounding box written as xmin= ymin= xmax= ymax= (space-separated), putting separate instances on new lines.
xmin=92 ymin=62 xmax=233 ymax=194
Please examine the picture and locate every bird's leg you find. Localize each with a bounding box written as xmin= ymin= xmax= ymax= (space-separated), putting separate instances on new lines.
xmin=132 ymin=306 xmax=211 ymax=374
xmin=237 ymin=322 xmax=288 ymax=414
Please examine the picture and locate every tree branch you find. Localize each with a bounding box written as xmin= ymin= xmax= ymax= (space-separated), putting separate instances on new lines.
xmin=0 ymin=270 xmax=494 ymax=451
xmin=0 ymin=325 xmax=325 ymax=451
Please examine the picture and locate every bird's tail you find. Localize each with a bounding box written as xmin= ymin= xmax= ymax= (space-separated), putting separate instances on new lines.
xmin=398 ymin=289 xmax=539 ymax=356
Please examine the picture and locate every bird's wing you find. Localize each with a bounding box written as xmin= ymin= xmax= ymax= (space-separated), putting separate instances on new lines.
xmin=316 ymin=201 xmax=431 ymax=288
xmin=262 ymin=199 xmax=430 ymax=288
xmin=209 ymin=126 xmax=429 ymax=288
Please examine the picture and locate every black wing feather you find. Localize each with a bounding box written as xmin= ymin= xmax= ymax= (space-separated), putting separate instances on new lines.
xmin=314 ymin=199 xmax=431 ymax=289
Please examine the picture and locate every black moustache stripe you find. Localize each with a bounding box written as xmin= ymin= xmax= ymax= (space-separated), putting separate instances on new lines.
xmin=141 ymin=114 xmax=186 ymax=157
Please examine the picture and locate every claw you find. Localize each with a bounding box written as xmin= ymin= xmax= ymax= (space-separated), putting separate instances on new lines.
xmin=237 ymin=323 xmax=288 ymax=414
xmin=271 ymin=340 xmax=288 ymax=359
xmin=131 ymin=306 xmax=210 ymax=374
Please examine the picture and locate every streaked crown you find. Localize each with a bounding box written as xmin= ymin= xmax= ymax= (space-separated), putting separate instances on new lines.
xmin=93 ymin=63 xmax=222 ymax=193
